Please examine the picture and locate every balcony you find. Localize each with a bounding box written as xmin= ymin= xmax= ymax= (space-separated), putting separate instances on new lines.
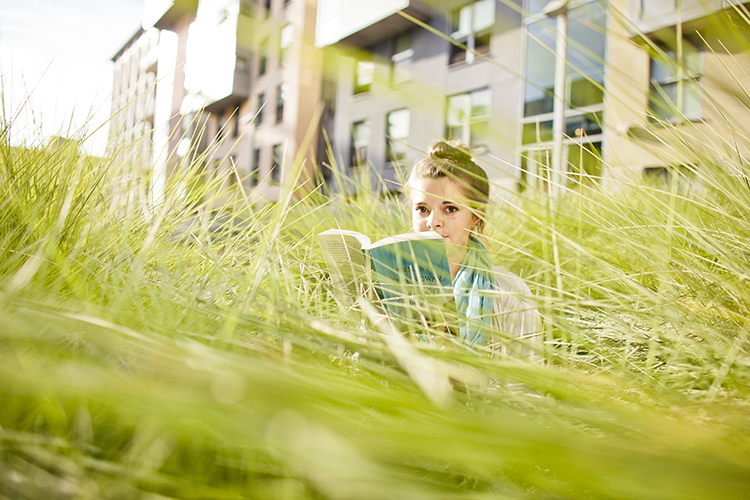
xmin=316 ymin=0 xmax=432 ymax=48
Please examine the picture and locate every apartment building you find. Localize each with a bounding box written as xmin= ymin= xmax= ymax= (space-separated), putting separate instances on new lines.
xmin=120 ymin=0 xmax=322 ymax=206
xmin=316 ymin=0 xmax=750 ymax=198
xmin=604 ymin=0 xmax=750 ymax=188
xmin=109 ymin=27 xmax=160 ymax=172
xmin=316 ymin=0 xmax=527 ymax=198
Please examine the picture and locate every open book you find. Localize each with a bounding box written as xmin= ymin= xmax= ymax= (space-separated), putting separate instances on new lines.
xmin=318 ymin=229 xmax=456 ymax=333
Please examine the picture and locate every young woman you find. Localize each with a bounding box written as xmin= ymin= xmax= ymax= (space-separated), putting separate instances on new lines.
xmin=407 ymin=140 xmax=542 ymax=358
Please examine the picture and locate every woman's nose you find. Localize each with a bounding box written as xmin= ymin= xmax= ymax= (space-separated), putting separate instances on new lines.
xmin=427 ymin=212 xmax=442 ymax=229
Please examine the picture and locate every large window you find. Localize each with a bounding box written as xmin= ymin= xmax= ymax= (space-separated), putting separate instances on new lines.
xmin=520 ymin=0 xmax=606 ymax=189
xmin=391 ymin=32 xmax=413 ymax=84
xmin=446 ymin=87 xmax=490 ymax=149
xmin=350 ymin=120 xmax=370 ymax=168
xmin=386 ymin=109 xmax=410 ymax=163
xmin=449 ymin=0 xmax=495 ymax=65
xmin=280 ymin=24 xmax=293 ymax=66
xmin=649 ymin=44 xmax=702 ymax=123
xmin=354 ymin=57 xmax=374 ymax=95
xmin=276 ymin=83 xmax=288 ymax=123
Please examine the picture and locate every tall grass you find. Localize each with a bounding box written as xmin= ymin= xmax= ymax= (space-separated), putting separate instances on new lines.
xmin=3 ymin=19 xmax=750 ymax=500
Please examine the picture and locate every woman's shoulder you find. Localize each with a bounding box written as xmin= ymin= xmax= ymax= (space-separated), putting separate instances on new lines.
xmin=491 ymin=266 xmax=533 ymax=296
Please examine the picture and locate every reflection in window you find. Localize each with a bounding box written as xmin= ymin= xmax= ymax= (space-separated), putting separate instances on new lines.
xmin=523 ymin=1 xmax=606 ymax=116
xmin=350 ymin=120 xmax=370 ymax=168
xmin=354 ymin=57 xmax=374 ymax=94
xmin=564 ymin=111 xmax=602 ymax=138
xmin=280 ymin=24 xmax=293 ymax=66
xmin=526 ymin=0 xmax=551 ymax=16
xmin=567 ymin=2 xmax=606 ymax=109
xmin=450 ymin=0 xmax=495 ymax=65
xmin=276 ymin=83 xmax=288 ymax=122
xmin=567 ymin=141 xmax=601 ymax=187
xmin=386 ymin=109 xmax=410 ymax=163
xmin=391 ymin=32 xmax=413 ymax=84
xmin=523 ymin=18 xmax=555 ymax=116
xmin=522 ymin=120 xmax=553 ymax=144
xmin=446 ymin=88 xmax=490 ymax=148
xmin=649 ymin=45 xmax=702 ymax=122
xmin=271 ymin=143 xmax=282 ymax=183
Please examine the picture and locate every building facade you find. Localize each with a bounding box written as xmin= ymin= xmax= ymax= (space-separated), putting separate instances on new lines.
xmin=316 ymin=0 xmax=750 ymax=199
xmin=113 ymin=0 xmax=322 ymax=207
xmin=109 ymin=27 xmax=160 ymax=173
xmin=112 ymin=0 xmax=750 ymax=206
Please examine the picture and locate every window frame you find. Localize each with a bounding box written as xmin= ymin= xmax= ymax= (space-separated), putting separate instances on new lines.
xmin=354 ymin=57 xmax=375 ymax=95
xmin=386 ymin=108 xmax=410 ymax=163
xmin=276 ymin=83 xmax=288 ymax=123
xmin=350 ymin=120 xmax=370 ymax=168
xmin=280 ymin=24 xmax=293 ymax=67
xmin=648 ymin=45 xmax=703 ymax=123
xmin=271 ymin=143 xmax=283 ymax=183
xmin=445 ymin=87 xmax=491 ymax=149
xmin=391 ymin=31 xmax=413 ymax=84
xmin=449 ymin=0 xmax=495 ymax=65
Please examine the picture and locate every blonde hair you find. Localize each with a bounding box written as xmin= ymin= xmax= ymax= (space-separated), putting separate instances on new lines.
xmin=406 ymin=140 xmax=490 ymax=232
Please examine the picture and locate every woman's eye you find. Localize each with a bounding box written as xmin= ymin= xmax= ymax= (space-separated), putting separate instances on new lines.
xmin=415 ymin=206 xmax=428 ymax=214
xmin=445 ymin=206 xmax=458 ymax=214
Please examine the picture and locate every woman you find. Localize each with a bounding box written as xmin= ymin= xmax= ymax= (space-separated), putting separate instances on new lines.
xmin=407 ymin=140 xmax=542 ymax=359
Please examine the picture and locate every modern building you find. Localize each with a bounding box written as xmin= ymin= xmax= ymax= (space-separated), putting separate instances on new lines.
xmin=109 ymin=27 xmax=160 ymax=172
xmin=315 ymin=0 xmax=750 ymax=199
xmin=114 ymin=0 xmax=322 ymax=207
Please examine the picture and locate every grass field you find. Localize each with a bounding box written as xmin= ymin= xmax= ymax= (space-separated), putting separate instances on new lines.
xmin=3 ymin=7 xmax=750 ymax=500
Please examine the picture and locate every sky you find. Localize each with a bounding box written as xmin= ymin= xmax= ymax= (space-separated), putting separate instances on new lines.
xmin=1 ymin=0 xmax=145 ymax=155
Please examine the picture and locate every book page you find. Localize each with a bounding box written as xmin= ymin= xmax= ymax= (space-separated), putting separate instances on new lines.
xmin=318 ymin=229 xmax=371 ymax=296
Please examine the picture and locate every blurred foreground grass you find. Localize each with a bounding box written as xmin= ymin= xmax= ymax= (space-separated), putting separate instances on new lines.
xmin=2 ymin=118 xmax=750 ymax=499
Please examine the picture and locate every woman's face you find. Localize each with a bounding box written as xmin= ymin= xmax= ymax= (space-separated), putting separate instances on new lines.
xmin=410 ymin=176 xmax=479 ymax=250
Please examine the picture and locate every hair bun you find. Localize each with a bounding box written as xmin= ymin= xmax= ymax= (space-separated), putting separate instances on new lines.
xmin=428 ymin=140 xmax=474 ymax=165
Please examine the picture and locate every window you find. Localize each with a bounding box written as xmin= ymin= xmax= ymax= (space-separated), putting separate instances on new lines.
xmin=271 ymin=143 xmax=283 ymax=183
xmin=228 ymin=155 xmax=238 ymax=185
xmin=649 ymin=45 xmax=702 ymax=123
xmin=280 ymin=24 xmax=293 ymax=66
xmin=386 ymin=109 xmax=410 ymax=163
xmin=449 ymin=0 xmax=495 ymax=65
xmin=391 ymin=32 xmax=413 ymax=84
xmin=446 ymin=88 xmax=490 ymax=148
xmin=276 ymin=83 xmax=288 ymax=122
xmin=251 ymin=148 xmax=260 ymax=185
xmin=232 ymin=107 xmax=240 ymax=138
xmin=519 ymin=0 xmax=605 ymax=191
xmin=216 ymin=111 xmax=225 ymax=140
xmin=259 ymin=38 xmax=268 ymax=75
xmin=350 ymin=120 xmax=370 ymax=168
xmin=354 ymin=57 xmax=374 ymax=95
xmin=256 ymin=92 xmax=265 ymax=126
xmin=523 ymin=1 xmax=606 ymax=117
xmin=236 ymin=55 xmax=249 ymax=72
